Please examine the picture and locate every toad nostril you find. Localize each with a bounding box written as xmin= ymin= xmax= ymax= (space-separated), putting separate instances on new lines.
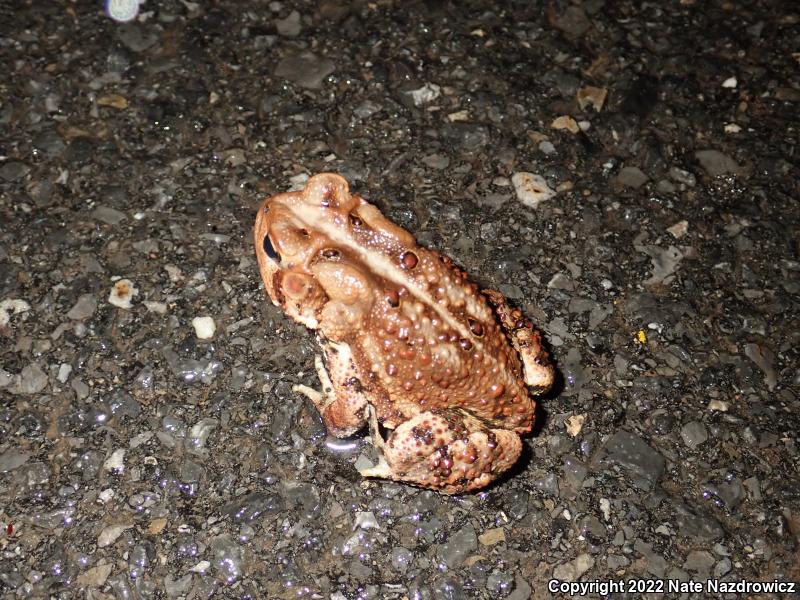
xmin=262 ymin=235 xmax=281 ymax=263
xmin=321 ymin=248 xmax=341 ymax=259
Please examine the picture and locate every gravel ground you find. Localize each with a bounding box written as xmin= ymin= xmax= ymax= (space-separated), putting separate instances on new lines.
xmin=1 ymin=1 xmax=799 ymax=598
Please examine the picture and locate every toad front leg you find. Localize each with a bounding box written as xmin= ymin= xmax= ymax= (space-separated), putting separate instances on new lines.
xmin=359 ymin=408 xmax=523 ymax=494
xmin=292 ymin=339 xmax=377 ymax=438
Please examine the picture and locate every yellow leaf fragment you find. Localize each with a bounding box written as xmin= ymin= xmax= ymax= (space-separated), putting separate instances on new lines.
xmin=551 ymin=115 xmax=579 ymax=134
xmin=148 ymin=518 xmax=167 ymax=535
xmin=97 ymin=94 xmax=129 ymax=109
xmin=576 ymin=86 xmax=608 ymax=112
xmin=565 ymin=414 xmax=586 ymax=437
xmin=479 ymin=527 xmax=507 ymax=546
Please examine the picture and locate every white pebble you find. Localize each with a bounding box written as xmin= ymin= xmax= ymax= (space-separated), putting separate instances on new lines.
xmin=288 ymin=173 xmax=309 ymax=191
xmin=105 ymin=0 xmax=140 ymax=23
xmin=539 ymin=141 xmax=557 ymax=155
xmin=511 ymin=172 xmax=556 ymax=208
xmin=565 ymin=414 xmax=585 ymax=437
xmin=0 ymin=299 xmax=30 ymax=327
xmin=164 ymin=264 xmax=183 ymax=282
xmin=722 ymin=76 xmax=737 ymax=88
xmin=407 ymin=82 xmax=441 ymax=106
xmin=108 ymin=279 xmax=137 ymax=309
xmin=667 ymin=220 xmax=689 ymax=239
xmin=599 ymin=498 xmax=612 ymax=521
xmin=707 ymin=400 xmax=730 ymax=412
xmin=354 ymin=511 xmax=380 ymax=530
xmin=57 ymin=363 xmax=72 ymax=383
xmin=103 ymin=448 xmax=125 ymax=473
xmin=98 ymin=488 xmax=115 ymax=504
xmin=190 ymin=561 xmax=211 ymax=573
xmin=143 ymin=300 xmax=167 ymax=314
xmin=192 ymin=316 xmax=216 ymax=340
xmin=447 ymin=110 xmax=469 ymax=122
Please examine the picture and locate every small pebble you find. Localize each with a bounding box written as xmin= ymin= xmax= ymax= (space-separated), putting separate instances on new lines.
xmin=91 ymin=206 xmax=126 ymax=225
xmin=447 ymin=109 xmax=469 ymax=122
xmin=539 ymin=140 xmax=557 ymax=155
xmin=511 ymin=172 xmax=556 ymax=208
xmin=599 ymin=498 xmax=612 ymax=521
xmin=614 ymin=166 xmax=648 ymax=188
xmin=275 ymin=9 xmax=301 ymax=37
xmin=67 ymin=294 xmax=97 ymax=320
xmin=15 ymin=363 xmax=49 ymax=395
xmin=565 ymin=414 xmax=585 ymax=437
xmin=695 ymin=149 xmax=740 ymax=177
xmin=57 ymin=363 xmax=72 ymax=383
xmin=103 ymin=448 xmax=125 ymax=473
xmin=354 ymin=511 xmax=380 ymax=530
xmin=478 ymin=527 xmax=506 ymax=546
xmin=0 ymin=299 xmax=30 ymax=327
xmin=667 ymin=220 xmax=689 ymax=238
xmin=108 ymin=279 xmax=138 ymax=309
xmin=407 ymin=83 xmax=441 ymax=106
xmin=106 ymin=0 xmax=140 ymax=22
xmin=192 ymin=316 xmax=216 ymax=340
xmin=144 ymin=301 xmax=167 ymax=314
xmin=0 ymin=161 xmax=31 ymax=181
xmin=190 ymin=560 xmax=211 ymax=573
xmin=553 ymin=554 xmax=594 ymax=581
xmin=707 ymin=400 xmax=729 ymax=412
xmin=551 ymin=115 xmax=579 ymax=133
xmin=97 ymin=523 xmax=132 ymax=547
xmin=576 ymin=86 xmax=608 ymax=112
xmin=75 ymin=564 xmax=113 ymax=588
xmin=681 ymin=421 xmax=708 ymax=448
xmin=275 ymin=52 xmax=335 ymax=89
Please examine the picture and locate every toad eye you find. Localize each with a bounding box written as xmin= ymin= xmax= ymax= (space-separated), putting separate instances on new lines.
xmin=262 ymin=235 xmax=281 ymax=263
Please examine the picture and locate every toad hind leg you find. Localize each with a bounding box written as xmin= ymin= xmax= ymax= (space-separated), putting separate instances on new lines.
xmin=482 ymin=288 xmax=554 ymax=393
xmin=358 ymin=408 xmax=522 ymax=494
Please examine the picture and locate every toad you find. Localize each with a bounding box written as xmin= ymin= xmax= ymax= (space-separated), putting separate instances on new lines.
xmin=254 ymin=173 xmax=554 ymax=493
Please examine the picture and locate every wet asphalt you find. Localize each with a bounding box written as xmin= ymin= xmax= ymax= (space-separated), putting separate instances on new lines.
xmin=0 ymin=1 xmax=798 ymax=598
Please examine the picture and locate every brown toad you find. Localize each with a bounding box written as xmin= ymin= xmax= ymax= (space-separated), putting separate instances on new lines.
xmin=254 ymin=173 xmax=554 ymax=493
